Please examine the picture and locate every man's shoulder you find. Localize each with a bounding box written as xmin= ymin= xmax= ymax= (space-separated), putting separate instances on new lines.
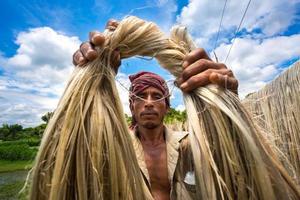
xmin=171 ymin=130 xmax=189 ymax=143
xmin=165 ymin=128 xmax=190 ymax=150
xmin=167 ymin=129 xmax=191 ymax=153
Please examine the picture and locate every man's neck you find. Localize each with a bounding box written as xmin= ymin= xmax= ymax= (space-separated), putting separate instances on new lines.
xmin=137 ymin=125 xmax=165 ymax=146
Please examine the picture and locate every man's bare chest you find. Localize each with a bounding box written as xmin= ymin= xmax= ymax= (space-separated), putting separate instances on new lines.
xmin=142 ymin=143 xmax=170 ymax=186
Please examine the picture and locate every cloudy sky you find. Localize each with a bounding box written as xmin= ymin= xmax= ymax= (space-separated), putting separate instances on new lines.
xmin=0 ymin=0 xmax=299 ymax=127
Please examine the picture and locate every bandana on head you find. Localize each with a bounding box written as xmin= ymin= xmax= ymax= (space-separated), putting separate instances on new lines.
xmin=129 ymin=71 xmax=170 ymax=107
xmin=128 ymin=71 xmax=170 ymax=129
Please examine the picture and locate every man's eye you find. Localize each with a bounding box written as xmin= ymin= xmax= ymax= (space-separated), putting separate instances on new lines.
xmin=137 ymin=94 xmax=146 ymax=99
xmin=154 ymin=95 xmax=163 ymax=100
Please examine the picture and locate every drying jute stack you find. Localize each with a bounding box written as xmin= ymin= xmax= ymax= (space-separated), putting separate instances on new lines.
xmin=27 ymin=16 xmax=300 ymax=199
xmin=243 ymin=61 xmax=300 ymax=183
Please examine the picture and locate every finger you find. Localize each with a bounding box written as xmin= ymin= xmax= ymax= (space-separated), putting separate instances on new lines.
xmin=208 ymin=69 xmax=234 ymax=83
xmin=209 ymin=73 xmax=238 ymax=92
xmin=105 ymin=19 xmax=119 ymax=31
xmin=80 ymin=42 xmax=98 ymax=61
xmin=73 ymin=50 xmax=87 ymax=66
xmin=179 ymin=68 xmax=232 ymax=92
xmin=182 ymin=48 xmax=212 ymax=68
xmin=89 ymin=31 xmax=105 ymax=46
xmin=181 ymin=59 xmax=226 ymax=82
xmin=180 ymin=73 xmax=210 ymax=93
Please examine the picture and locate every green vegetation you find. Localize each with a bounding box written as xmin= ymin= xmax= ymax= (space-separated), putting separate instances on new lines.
xmin=0 ymin=113 xmax=50 ymax=199
xmin=125 ymin=108 xmax=187 ymax=125
xmin=0 ymin=112 xmax=51 ymax=167
xmin=0 ymin=124 xmax=43 ymax=163
xmin=0 ymin=170 xmax=29 ymax=200
xmin=0 ymin=160 xmax=33 ymax=173
xmin=0 ymin=180 xmax=26 ymax=200
xmin=0 ymin=123 xmax=46 ymax=141
xmin=164 ymin=108 xmax=186 ymax=124
xmin=0 ymin=141 xmax=38 ymax=161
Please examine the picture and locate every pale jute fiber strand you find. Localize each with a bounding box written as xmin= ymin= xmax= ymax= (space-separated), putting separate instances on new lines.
xmin=28 ymin=16 xmax=300 ymax=199
xmin=243 ymin=61 xmax=300 ymax=183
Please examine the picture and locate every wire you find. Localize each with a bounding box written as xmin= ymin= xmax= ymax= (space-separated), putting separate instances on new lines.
xmin=224 ymin=0 xmax=252 ymax=63
xmin=214 ymin=0 xmax=228 ymax=51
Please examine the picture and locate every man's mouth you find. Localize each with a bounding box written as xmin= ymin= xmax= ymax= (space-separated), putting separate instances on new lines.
xmin=141 ymin=111 xmax=158 ymax=117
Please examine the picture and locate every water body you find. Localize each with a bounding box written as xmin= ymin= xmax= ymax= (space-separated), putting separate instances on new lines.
xmin=0 ymin=170 xmax=29 ymax=200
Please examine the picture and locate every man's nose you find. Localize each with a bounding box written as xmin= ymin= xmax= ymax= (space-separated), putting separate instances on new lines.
xmin=144 ymin=95 xmax=154 ymax=106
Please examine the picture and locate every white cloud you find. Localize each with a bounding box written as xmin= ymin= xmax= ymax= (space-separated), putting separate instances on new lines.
xmin=115 ymin=73 xmax=131 ymax=115
xmin=177 ymin=0 xmax=299 ymax=38
xmin=175 ymin=104 xmax=186 ymax=111
xmin=214 ymin=34 xmax=300 ymax=97
xmin=0 ymin=5 xmax=193 ymax=127
xmin=176 ymin=0 xmax=300 ymax=97
xmin=6 ymin=27 xmax=79 ymax=70
xmin=0 ymin=90 xmax=59 ymax=127
xmin=2 ymin=0 xmax=299 ymax=126
xmin=0 ymin=27 xmax=81 ymax=127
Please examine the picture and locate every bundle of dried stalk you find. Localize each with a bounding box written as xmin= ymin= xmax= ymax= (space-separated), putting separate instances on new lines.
xmin=28 ymin=16 xmax=300 ymax=199
xmin=243 ymin=61 xmax=300 ymax=182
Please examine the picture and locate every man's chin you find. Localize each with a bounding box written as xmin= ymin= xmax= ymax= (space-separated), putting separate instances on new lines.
xmin=142 ymin=122 xmax=159 ymax=129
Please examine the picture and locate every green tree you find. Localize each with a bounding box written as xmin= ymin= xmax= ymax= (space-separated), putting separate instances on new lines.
xmin=41 ymin=112 xmax=53 ymax=124
xmin=0 ymin=124 xmax=10 ymax=140
xmin=164 ymin=108 xmax=187 ymax=124
xmin=124 ymin=114 xmax=132 ymax=126
xmin=9 ymin=124 xmax=23 ymax=139
xmin=0 ymin=124 xmax=23 ymax=140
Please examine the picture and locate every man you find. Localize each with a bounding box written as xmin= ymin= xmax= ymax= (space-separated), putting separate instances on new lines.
xmin=73 ymin=20 xmax=239 ymax=200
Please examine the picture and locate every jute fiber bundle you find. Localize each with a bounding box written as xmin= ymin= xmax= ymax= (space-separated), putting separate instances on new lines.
xmin=243 ymin=61 xmax=300 ymax=182
xmin=29 ymin=16 xmax=300 ymax=199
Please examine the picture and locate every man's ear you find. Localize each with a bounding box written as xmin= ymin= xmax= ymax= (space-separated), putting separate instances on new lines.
xmin=165 ymin=106 xmax=170 ymax=115
xmin=129 ymin=102 xmax=134 ymax=113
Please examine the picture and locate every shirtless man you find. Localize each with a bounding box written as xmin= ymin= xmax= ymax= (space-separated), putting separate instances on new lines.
xmin=73 ymin=20 xmax=238 ymax=200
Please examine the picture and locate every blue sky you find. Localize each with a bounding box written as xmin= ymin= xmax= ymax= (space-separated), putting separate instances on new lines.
xmin=0 ymin=0 xmax=300 ymax=126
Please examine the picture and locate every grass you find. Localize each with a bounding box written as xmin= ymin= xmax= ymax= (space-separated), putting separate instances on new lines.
xmin=0 ymin=161 xmax=32 ymax=199
xmin=0 ymin=180 xmax=27 ymax=200
xmin=0 ymin=160 xmax=33 ymax=173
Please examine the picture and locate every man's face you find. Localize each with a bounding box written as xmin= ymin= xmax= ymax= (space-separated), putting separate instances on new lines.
xmin=130 ymin=86 xmax=169 ymax=129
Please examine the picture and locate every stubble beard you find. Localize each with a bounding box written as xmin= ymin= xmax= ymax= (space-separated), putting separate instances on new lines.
xmin=141 ymin=116 xmax=165 ymax=129
xmin=142 ymin=122 xmax=159 ymax=129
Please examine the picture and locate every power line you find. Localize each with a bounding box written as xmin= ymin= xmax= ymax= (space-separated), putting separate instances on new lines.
xmin=213 ymin=0 xmax=228 ymax=51
xmin=224 ymin=0 xmax=252 ymax=63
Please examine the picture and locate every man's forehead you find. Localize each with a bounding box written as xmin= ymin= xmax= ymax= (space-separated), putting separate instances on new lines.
xmin=138 ymin=86 xmax=164 ymax=94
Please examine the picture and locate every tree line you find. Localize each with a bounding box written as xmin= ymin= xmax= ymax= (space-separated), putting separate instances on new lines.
xmin=0 ymin=109 xmax=186 ymax=161
xmin=0 ymin=112 xmax=53 ymax=141
xmin=1 ymin=109 xmax=186 ymax=141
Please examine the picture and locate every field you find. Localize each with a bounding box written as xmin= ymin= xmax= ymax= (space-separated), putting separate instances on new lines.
xmin=0 ymin=170 xmax=28 ymax=200
xmin=0 ymin=139 xmax=37 ymax=199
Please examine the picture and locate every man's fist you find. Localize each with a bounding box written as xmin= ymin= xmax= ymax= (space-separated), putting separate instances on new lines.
xmin=72 ymin=20 xmax=121 ymax=72
xmin=178 ymin=48 xmax=238 ymax=94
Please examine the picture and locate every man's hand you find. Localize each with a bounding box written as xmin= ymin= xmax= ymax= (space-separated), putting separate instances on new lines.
xmin=178 ymin=48 xmax=238 ymax=94
xmin=72 ymin=20 xmax=121 ymax=72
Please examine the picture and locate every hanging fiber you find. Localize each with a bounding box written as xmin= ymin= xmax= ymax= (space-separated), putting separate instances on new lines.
xmin=27 ymin=16 xmax=300 ymax=200
xmin=243 ymin=61 xmax=300 ymax=183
